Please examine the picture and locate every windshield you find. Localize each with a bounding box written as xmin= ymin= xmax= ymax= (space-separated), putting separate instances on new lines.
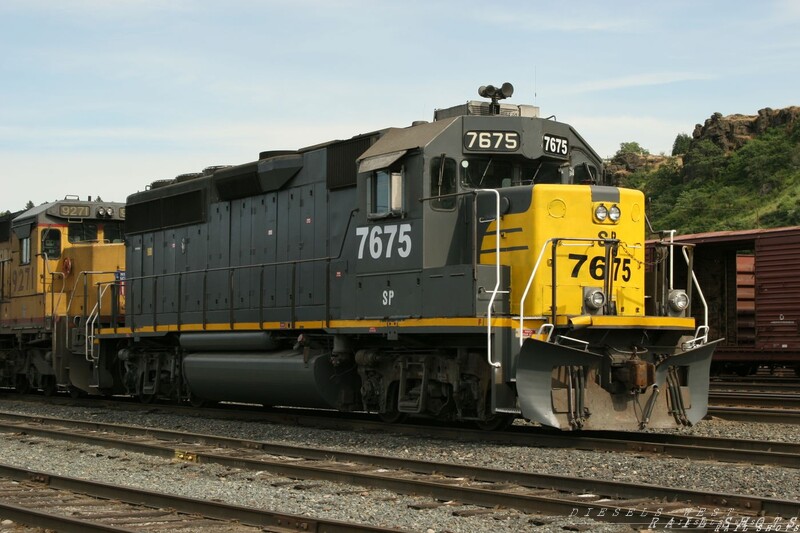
xmin=460 ymin=157 xmax=563 ymax=189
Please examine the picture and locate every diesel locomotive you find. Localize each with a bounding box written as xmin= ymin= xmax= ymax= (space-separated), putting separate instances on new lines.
xmin=4 ymin=84 xmax=719 ymax=430
xmin=0 ymin=198 xmax=126 ymax=395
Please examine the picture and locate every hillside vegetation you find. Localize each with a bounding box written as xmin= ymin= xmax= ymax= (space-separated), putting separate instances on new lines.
xmin=608 ymin=107 xmax=800 ymax=235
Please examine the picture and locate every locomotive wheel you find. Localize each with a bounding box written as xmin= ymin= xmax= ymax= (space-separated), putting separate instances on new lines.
xmin=475 ymin=413 xmax=515 ymax=431
xmin=379 ymin=383 xmax=407 ymax=423
xmin=188 ymin=392 xmax=208 ymax=408
xmin=41 ymin=375 xmax=57 ymax=397
xmin=138 ymin=393 xmax=156 ymax=404
xmin=14 ymin=374 xmax=30 ymax=395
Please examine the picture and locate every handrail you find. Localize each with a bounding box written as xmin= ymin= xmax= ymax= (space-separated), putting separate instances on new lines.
xmin=681 ymin=245 xmax=709 ymax=343
xmin=517 ymin=237 xmax=607 ymax=345
xmin=117 ymin=208 xmax=359 ymax=332
xmin=475 ymin=189 xmax=502 ymax=369
xmin=518 ymin=239 xmax=555 ymax=346
xmin=39 ymin=252 xmax=65 ymax=354
xmin=85 ymin=282 xmax=112 ymax=362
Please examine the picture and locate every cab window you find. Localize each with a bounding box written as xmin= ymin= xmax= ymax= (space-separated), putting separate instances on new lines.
xmin=69 ymin=221 xmax=98 ymax=243
xmin=20 ymin=237 xmax=31 ymax=265
xmin=430 ymin=156 xmax=456 ymax=210
xmin=41 ymin=228 xmax=61 ymax=259
xmin=461 ymin=157 xmax=564 ymax=188
xmin=461 ymin=158 xmax=513 ymax=189
xmin=103 ymin=222 xmax=125 ymax=243
xmin=368 ymin=168 xmax=404 ymax=217
xmin=574 ymin=163 xmax=598 ymax=184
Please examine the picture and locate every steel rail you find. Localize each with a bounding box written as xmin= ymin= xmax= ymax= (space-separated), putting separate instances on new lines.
xmin=707 ymin=406 xmax=800 ymax=424
xmin=0 ymin=412 xmax=798 ymax=526
xmin=0 ymin=462 xmax=403 ymax=533
xmin=2 ymin=402 xmax=800 ymax=466
xmin=711 ymin=381 xmax=800 ymax=393
xmin=709 ymin=391 xmax=800 ymax=409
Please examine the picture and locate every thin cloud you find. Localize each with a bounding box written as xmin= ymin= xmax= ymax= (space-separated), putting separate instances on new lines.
xmin=481 ymin=11 xmax=643 ymax=33
xmin=0 ymin=0 xmax=193 ymax=16
xmin=570 ymin=114 xmax=693 ymax=157
xmin=560 ymin=72 xmax=715 ymax=95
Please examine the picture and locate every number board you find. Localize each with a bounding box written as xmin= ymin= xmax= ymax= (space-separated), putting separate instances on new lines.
xmin=463 ymin=130 xmax=520 ymax=152
xmin=543 ymin=133 xmax=569 ymax=156
xmin=58 ymin=204 xmax=91 ymax=218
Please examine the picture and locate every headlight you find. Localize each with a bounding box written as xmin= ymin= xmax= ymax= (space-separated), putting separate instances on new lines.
xmin=97 ymin=207 xmax=106 ymax=217
xmin=105 ymin=207 xmax=114 ymax=217
xmin=595 ymin=204 xmax=608 ymax=221
xmin=584 ymin=288 xmax=606 ymax=310
xmin=668 ymin=290 xmax=689 ymax=312
xmin=609 ymin=205 xmax=621 ymax=221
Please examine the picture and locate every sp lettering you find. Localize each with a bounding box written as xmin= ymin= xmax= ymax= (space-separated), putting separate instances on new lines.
xmin=382 ymin=290 xmax=395 ymax=306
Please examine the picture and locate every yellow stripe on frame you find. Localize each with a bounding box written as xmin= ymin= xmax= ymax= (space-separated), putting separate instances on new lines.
xmin=97 ymin=314 xmax=694 ymax=336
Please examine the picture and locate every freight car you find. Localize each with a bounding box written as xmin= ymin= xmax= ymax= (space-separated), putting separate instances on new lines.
xmin=671 ymin=226 xmax=800 ymax=376
xmin=57 ymin=84 xmax=717 ymax=431
xmin=0 ymin=198 xmax=126 ymax=394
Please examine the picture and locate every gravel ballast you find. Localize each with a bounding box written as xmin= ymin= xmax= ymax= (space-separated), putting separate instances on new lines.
xmin=0 ymin=398 xmax=798 ymax=533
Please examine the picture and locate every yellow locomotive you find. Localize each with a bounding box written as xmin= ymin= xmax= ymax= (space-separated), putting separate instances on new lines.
xmin=484 ymin=183 xmax=718 ymax=429
xmin=0 ymin=197 xmax=125 ymax=395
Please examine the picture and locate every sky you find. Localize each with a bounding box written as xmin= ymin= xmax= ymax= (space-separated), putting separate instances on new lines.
xmin=1 ymin=0 xmax=799 ymax=211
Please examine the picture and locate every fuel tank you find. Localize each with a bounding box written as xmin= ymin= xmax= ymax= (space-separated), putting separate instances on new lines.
xmin=183 ymin=350 xmax=361 ymax=409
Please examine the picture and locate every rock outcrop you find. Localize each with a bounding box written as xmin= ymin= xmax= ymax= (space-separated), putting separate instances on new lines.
xmin=692 ymin=107 xmax=800 ymax=153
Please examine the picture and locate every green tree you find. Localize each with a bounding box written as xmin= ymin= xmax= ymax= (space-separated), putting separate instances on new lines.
xmin=671 ymin=133 xmax=692 ymax=156
xmin=25 ymin=200 xmax=34 ymax=210
xmin=616 ymin=141 xmax=650 ymax=156
xmin=682 ymin=139 xmax=726 ymax=183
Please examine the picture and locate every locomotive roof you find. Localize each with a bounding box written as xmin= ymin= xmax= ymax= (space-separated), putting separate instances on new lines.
xmin=13 ymin=201 xmax=57 ymax=222
xmin=12 ymin=198 xmax=125 ymax=226
xmin=358 ymin=118 xmax=457 ymax=161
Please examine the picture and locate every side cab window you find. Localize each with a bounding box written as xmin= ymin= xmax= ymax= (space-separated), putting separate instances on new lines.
xmin=11 ymin=222 xmax=34 ymax=265
xmin=430 ymin=156 xmax=457 ymax=210
xmin=41 ymin=228 xmax=61 ymax=259
xmin=368 ymin=165 xmax=404 ymax=218
xmin=20 ymin=236 xmax=31 ymax=265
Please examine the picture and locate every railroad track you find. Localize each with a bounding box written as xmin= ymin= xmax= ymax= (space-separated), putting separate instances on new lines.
xmin=707 ymin=406 xmax=800 ymax=424
xmin=0 ymin=461 xmax=397 ymax=533
xmin=0 ymin=410 xmax=798 ymax=529
xmin=3 ymin=395 xmax=800 ymax=463
xmin=711 ymin=380 xmax=800 ymax=393
xmin=709 ymin=391 xmax=800 ymax=409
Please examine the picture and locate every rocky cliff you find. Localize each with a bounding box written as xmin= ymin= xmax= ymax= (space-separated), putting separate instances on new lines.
xmin=692 ymin=106 xmax=800 ymax=153
xmin=605 ymin=106 xmax=800 ymax=183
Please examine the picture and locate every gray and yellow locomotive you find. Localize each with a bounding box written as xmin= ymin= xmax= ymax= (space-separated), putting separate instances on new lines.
xmin=93 ymin=84 xmax=718 ymax=430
